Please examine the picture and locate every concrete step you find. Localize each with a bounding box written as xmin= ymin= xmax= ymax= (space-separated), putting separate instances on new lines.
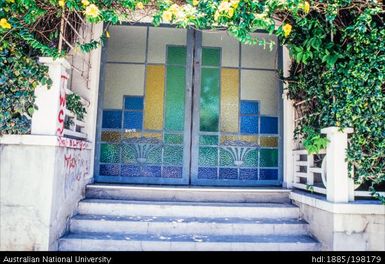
xmin=70 ymin=214 xmax=309 ymax=236
xmin=59 ymin=232 xmax=320 ymax=251
xmin=86 ymin=184 xmax=291 ymax=203
xmin=78 ymin=199 xmax=300 ymax=218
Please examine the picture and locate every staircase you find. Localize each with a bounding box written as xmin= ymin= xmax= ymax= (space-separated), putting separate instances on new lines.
xmin=59 ymin=184 xmax=320 ymax=251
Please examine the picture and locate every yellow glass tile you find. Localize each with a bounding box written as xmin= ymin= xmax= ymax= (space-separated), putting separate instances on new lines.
xmin=101 ymin=131 xmax=121 ymax=143
xmin=122 ymin=132 xmax=141 ymax=139
xmin=220 ymin=135 xmax=238 ymax=144
xmin=220 ymin=68 xmax=239 ymax=133
xmin=144 ymin=65 xmax=165 ymax=130
xmin=260 ymin=136 xmax=278 ymax=147
xmin=143 ymin=133 xmax=162 ymax=140
xmin=239 ymin=135 xmax=258 ymax=143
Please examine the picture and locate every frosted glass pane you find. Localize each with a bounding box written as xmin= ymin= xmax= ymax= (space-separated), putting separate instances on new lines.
xmin=221 ymin=68 xmax=239 ymax=133
xmin=107 ymin=26 xmax=146 ymax=63
xmin=240 ymin=70 xmax=278 ymax=116
xmin=144 ymin=65 xmax=165 ymax=130
xmin=148 ymin=27 xmax=187 ymax=64
xmin=202 ymin=31 xmax=239 ymax=67
xmin=104 ymin=64 xmax=145 ymax=109
xmin=241 ymin=33 xmax=278 ymax=69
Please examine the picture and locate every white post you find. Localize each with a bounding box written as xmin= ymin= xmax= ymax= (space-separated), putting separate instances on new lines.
xmin=31 ymin=57 xmax=70 ymax=136
xmin=321 ymin=127 xmax=354 ymax=203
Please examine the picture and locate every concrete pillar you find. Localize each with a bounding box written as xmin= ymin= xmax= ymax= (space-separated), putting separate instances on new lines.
xmin=31 ymin=57 xmax=70 ymax=136
xmin=321 ymin=127 xmax=354 ymax=203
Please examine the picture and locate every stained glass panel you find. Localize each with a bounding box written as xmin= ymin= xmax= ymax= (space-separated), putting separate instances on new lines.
xmin=102 ymin=110 xmax=122 ymax=129
xmin=163 ymin=166 xmax=183 ymax=178
xmin=200 ymin=67 xmax=220 ymax=132
xmin=124 ymin=96 xmax=144 ymax=110
xmin=260 ymin=149 xmax=278 ymax=167
xmin=240 ymin=115 xmax=258 ymax=134
xmin=219 ymin=168 xmax=238 ymax=179
xmin=100 ymin=144 xmax=120 ymax=163
xmin=199 ymin=135 xmax=218 ymax=145
xmin=144 ymin=65 xmax=165 ymax=130
xmin=101 ymin=131 xmax=121 ymax=143
xmin=221 ymin=68 xmax=239 ymax=133
xmin=99 ymin=164 xmax=119 ymax=176
xmin=199 ymin=147 xmax=218 ymax=166
xmin=165 ymin=134 xmax=184 ymax=144
xmin=123 ymin=111 xmax=143 ymax=130
xmin=260 ymin=116 xmax=278 ymax=134
xmin=167 ymin=46 xmax=187 ymax=65
xmin=163 ymin=145 xmax=183 ymax=165
xmin=198 ymin=167 xmax=217 ymax=179
xmin=202 ymin=47 xmax=221 ymax=66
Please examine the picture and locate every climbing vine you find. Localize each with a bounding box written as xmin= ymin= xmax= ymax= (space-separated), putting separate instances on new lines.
xmin=0 ymin=0 xmax=384 ymax=200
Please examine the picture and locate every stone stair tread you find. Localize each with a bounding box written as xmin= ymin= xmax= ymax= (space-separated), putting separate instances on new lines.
xmin=61 ymin=232 xmax=318 ymax=244
xmin=80 ymin=199 xmax=295 ymax=208
xmin=72 ymin=214 xmax=306 ymax=224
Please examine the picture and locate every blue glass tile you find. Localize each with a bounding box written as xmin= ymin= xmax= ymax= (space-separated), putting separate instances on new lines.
xmin=124 ymin=111 xmax=143 ymax=129
xmin=99 ymin=164 xmax=119 ymax=176
xmin=219 ymin=168 xmax=238 ymax=179
xmin=124 ymin=96 xmax=144 ymax=110
xmin=240 ymin=101 xmax=259 ymax=115
xmin=163 ymin=166 xmax=183 ymax=178
xmin=121 ymin=165 xmax=140 ymax=177
xmin=102 ymin=110 xmax=122 ymax=129
xmin=259 ymin=169 xmax=278 ymax=180
xmin=240 ymin=115 xmax=258 ymax=134
xmin=240 ymin=169 xmax=258 ymax=180
xmin=121 ymin=165 xmax=161 ymax=177
xmin=198 ymin=167 xmax=217 ymax=179
xmin=260 ymin=116 xmax=278 ymax=134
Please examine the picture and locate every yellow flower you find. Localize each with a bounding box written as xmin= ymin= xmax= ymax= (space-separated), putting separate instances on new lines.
xmin=228 ymin=8 xmax=234 ymax=18
xmin=193 ymin=0 xmax=199 ymax=6
xmin=162 ymin=11 xmax=173 ymax=22
xmin=169 ymin=4 xmax=180 ymax=15
xmin=214 ymin=10 xmax=220 ymax=21
xmin=58 ymin=0 xmax=65 ymax=8
xmin=304 ymin=1 xmax=310 ymax=13
xmin=105 ymin=31 xmax=110 ymax=38
xmin=81 ymin=0 xmax=90 ymax=6
xmin=0 ymin=18 xmax=12 ymax=30
xmin=85 ymin=4 xmax=100 ymax=18
xmin=230 ymin=0 xmax=239 ymax=9
xmin=218 ymin=1 xmax=231 ymax=12
xmin=136 ymin=2 xmax=144 ymax=9
xmin=282 ymin=23 xmax=292 ymax=38
xmin=6 ymin=0 xmax=15 ymax=3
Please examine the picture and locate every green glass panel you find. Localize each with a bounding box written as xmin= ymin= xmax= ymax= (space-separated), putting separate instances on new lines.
xmin=219 ymin=149 xmax=233 ymax=166
xmin=167 ymin=46 xmax=187 ymax=65
xmin=100 ymin=144 xmax=120 ymax=163
xmin=202 ymin=47 xmax=221 ymax=66
xmin=200 ymin=68 xmax=220 ymax=132
xmin=199 ymin=147 xmax=218 ymax=166
xmin=121 ymin=145 xmax=136 ymax=164
xmin=244 ymin=149 xmax=258 ymax=167
xmin=165 ymin=65 xmax=186 ymax=131
xmin=165 ymin=134 xmax=184 ymax=144
xmin=163 ymin=145 xmax=183 ymax=165
xmin=147 ymin=147 xmax=162 ymax=164
xmin=260 ymin=149 xmax=278 ymax=167
xmin=199 ymin=135 xmax=218 ymax=145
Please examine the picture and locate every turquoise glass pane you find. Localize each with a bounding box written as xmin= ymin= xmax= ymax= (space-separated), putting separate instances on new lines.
xmin=165 ymin=65 xmax=185 ymax=131
xmin=202 ymin=47 xmax=221 ymax=66
xmin=121 ymin=144 xmax=136 ymax=164
xmin=147 ymin=147 xmax=162 ymax=164
xmin=163 ymin=145 xmax=183 ymax=165
xmin=100 ymin=144 xmax=120 ymax=163
xmin=164 ymin=134 xmax=184 ymax=144
xmin=244 ymin=149 xmax=258 ymax=167
xmin=199 ymin=147 xmax=218 ymax=166
xmin=199 ymin=135 xmax=218 ymax=145
xmin=219 ymin=149 xmax=233 ymax=166
xmin=167 ymin=46 xmax=187 ymax=65
xmin=200 ymin=68 xmax=220 ymax=132
xmin=260 ymin=149 xmax=278 ymax=167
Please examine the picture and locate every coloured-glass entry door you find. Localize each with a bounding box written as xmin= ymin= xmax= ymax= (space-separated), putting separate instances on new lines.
xmin=96 ymin=26 xmax=193 ymax=184
xmin=191 ymin=31 xmax=282 ymax=186
xmin=96 ymin=26 xmax=282 ymax=186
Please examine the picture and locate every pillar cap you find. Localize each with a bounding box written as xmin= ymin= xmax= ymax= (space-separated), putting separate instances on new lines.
xmin=321 ymin=126 xmax=354 ymax=134
xmin=39 ymin=57 xmax=71 ymax=69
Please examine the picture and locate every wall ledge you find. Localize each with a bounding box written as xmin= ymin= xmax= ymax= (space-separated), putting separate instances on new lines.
xmin=290 ymin=190 xmax=385 ymax=215
xmin=0 ymin=135 xmax=92 ymax=150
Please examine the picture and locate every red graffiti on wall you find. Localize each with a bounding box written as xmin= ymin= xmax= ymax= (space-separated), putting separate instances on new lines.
xmin=56 ymin=74 xmax=68 ymax=136
xmin=57 ymin=136 xmax=89 ymax=150
xmin=64 ymin=149 xmax=90 ymax=197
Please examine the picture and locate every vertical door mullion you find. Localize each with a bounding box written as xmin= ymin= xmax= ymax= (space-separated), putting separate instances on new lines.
xmin=190 ymin=30 xmax=202 ymax=184
xmin=182 ymin=29 xmax=195 ymax=185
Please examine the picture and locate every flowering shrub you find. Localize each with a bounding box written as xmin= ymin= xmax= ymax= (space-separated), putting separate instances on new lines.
xmin=0 ymin=0 xmax=384 ymax=200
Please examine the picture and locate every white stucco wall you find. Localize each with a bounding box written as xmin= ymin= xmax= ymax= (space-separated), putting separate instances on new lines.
xmin=0 ymin=136 xmax=91 ymax=250
xmin=291 ymin=191 xmax=385 ymax=251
